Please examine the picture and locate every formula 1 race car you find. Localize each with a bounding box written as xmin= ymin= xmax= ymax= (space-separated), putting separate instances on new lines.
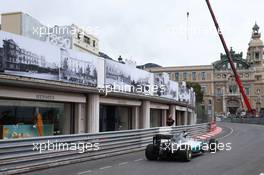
xmin=145 ymin=132 xmax=219 ymax=162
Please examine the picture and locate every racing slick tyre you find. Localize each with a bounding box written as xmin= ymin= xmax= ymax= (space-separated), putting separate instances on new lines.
xmin=209 ymin=138 xmax=219 ymax=152
xmin=200 ymin=143 xmax=206 ymax=153
xmin=179 ymin=145 xmax=192 ymax=162
xmin=145 ymin=144 xmax=159 ymax=160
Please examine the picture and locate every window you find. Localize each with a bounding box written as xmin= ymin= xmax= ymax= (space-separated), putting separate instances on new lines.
xmin=175 ymin=72 xmax=179 ymax=81
xmin=216 ymin=88 xmax=222 ymax=96
xmin=229 ymin=85 xmax=237 ymax=94
xmin=100 ymin=105 xmax=132 ymax=132
xmin=192 ymin=72 xmax=196 ymax=80
xmin=245 ymin=87 xmax=250 ymax=95
xmin=201 ymin=72 xmax=206 ymax=80
xmin=150 ymin=109 xmax=163 ymax=127
xmin=255 ymin=75 xmax=262 ymax=81
xmin=255 ymin=52 xmax=260 ymax=60
xmin=183 ymin=72 xmax=188 ymax=80
xmin=77 ymin=32 xmax=81 ymax=39
xmin=168 ymin=73 xmax=171 ymax=79
xmin=93 ymin=40 xmax=96 ymax=47
xmin=83 ymin=36 xmax=90 ymax=44
xmin=0 ymin=100 xmax=66 ymax=139
xmin=201 ymin=86 xmax=207 ymax=95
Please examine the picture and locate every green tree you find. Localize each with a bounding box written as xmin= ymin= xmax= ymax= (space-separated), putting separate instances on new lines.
xmin=186 ymin=82 xmax=203 ymax=103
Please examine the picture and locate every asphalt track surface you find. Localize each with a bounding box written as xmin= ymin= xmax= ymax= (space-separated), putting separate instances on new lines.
xmin=25 ymin=122 xmax=264 ymax=175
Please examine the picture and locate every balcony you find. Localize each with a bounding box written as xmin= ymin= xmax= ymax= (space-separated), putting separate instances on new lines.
xmin=225 ymin=93 xmax=241 ymax=97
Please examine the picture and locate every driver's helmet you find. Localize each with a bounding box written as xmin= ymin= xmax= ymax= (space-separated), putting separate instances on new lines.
xmin=182 ymin=130 xmax=189 ymax=138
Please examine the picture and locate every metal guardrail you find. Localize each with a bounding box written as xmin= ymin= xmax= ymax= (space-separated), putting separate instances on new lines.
xmin=0 ymin=123 xmax=210 ymax=175
xmin=221 ymin=117 xmax=264 ymax=125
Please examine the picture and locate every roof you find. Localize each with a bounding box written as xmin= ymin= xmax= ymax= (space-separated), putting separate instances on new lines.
xmin=99 ymin=52 xmax=113 ymax=60
xmin=137 ymin=63 xmax=162 ymax=69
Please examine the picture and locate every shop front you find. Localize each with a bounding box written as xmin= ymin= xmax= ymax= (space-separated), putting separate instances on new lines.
xmin=0 ymin=99 xmax=67 ymax=139
xmin=99 ymin=97 xmax=141 ymax=132
xmin=0 ymin=86 xmax=86 ymax=139
xmin=99 ymin=105 xmax=132 ymax=132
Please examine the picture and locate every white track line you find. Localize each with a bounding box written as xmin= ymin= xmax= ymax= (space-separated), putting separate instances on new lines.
xmin=134 ymin=158 xmax=143 ymax=162
xmin=218 ymin=127 xmax=234 ymax=140
xmin=118 ymin=162 xmax=128 ymax=166
xmin=99 ymin=166 xmax=112 ymax=170
xmin=78 ymin=170 xmax=92 ymax=175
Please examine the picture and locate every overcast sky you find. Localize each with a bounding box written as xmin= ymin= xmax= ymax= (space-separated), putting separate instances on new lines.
xmin=0 ymin=0 xmax=263 ymax=67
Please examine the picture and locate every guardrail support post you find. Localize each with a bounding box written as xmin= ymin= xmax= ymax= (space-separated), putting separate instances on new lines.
xmin=142 ymin=100 xmax=150 ymax=128
xmin=87 ymin=94 xmax=100 ymax=133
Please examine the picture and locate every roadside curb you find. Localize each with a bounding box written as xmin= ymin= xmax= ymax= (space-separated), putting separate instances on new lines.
xmin=195 ymin=127 xmax=222 ymax=140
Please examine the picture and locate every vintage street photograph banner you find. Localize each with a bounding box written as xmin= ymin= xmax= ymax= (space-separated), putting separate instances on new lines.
xmin=0 ymin=31 xmax=101 ymax=87
xmin=60 ymin=48 xmax=100 ymax=87
xmin=154 ymin=73 xmax=179 ymax=100
xmin=105 ymin=59 xmax=153 ymax=95
xmin=0 ymin=31 xmax=60 ymax=80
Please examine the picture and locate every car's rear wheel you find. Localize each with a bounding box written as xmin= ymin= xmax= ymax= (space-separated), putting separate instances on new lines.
xmin=179 ymin=145 xmax=192 ymax=162
xmin=145 ymin=144 xmax=159 ymax=160
xmin=209 ymin=138 xmax=219 ymax=152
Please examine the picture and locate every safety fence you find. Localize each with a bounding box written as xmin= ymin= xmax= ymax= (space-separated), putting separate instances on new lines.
xmin=221 ymin=117 xmax=264 ymax=125
xmin=0 ymin=123 xmax=210 ymax=174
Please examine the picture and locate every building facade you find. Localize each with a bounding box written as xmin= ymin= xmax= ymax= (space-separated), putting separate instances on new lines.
xmin=0 ymin=13 xmax=197 ymax=140
xmin=146 ymin=24 xmax=264 ymax=117
xmin=1 ymin=12 xmax=99 ymax=56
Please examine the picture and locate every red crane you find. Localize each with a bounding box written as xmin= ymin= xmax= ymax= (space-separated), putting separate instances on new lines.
xmin=205 ymin=0 xmax=254 ymax=114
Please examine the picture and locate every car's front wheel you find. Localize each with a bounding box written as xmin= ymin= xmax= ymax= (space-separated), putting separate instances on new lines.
xmin=145 ymin=144 xmax=159 ymax=160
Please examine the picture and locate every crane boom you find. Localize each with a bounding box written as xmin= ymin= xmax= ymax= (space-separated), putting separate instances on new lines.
xmin=205 ymin=0 xmax=253 ymax=113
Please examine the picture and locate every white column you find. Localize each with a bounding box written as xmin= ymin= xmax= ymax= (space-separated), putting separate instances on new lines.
xmin=184 ymin=111 xmax=188 ymax=125
xmin=87 ymin=94 xmax=100 ymax=133
xmin=223 ymin=87 xmax=226 ymax=114
xmin=190 ymin=111 xmax=194 ymax=125
xmin=132 ymin=106 xmax=139 ymax=129
xmin=189 ymin=112 xmax=192 ymax=125
xmin=142 ymin=101 xmax=150 ymax=128
xmin=169 ymin=105 xmax=176 ymax=126
xmin=192 ymin=112 xmax=197 ymax=124
xmin=74 ymin=103 xmax=86 ymax=134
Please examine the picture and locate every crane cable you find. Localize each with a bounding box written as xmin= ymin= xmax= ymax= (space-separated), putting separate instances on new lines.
xmin=186 ymin=0 xmax=190 ymax=40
